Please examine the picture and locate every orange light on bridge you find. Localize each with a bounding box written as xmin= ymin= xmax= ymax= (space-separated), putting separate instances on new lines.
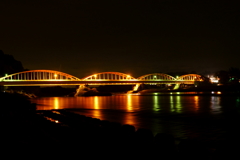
xmin=127 ymin=75 xmax=132 ymax=80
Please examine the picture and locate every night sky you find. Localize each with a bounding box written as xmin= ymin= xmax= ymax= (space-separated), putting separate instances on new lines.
xmin=1 ymin=0 xmax=239 ymax=78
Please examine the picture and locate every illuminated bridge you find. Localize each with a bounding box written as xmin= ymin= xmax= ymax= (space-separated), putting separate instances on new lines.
xmin=0 ymin=70 xmax=203 ymax=85
xmin=0 ymin=70 xmax=204 ymax=95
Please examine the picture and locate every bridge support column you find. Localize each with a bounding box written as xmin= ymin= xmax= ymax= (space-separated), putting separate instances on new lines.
xmin=133 ymin=83 xmax=141 ymax=91
xmin=127 ymin=83 xmax=141 ymax=94
xmin=173 ymin=84 xmax=180 ymax=90
xmin=74 ymin=85 xmax=86 ymax=97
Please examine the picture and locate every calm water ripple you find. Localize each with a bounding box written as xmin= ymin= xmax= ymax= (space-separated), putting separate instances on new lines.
xmin=31 ymin=93 xmax=240 ymax=143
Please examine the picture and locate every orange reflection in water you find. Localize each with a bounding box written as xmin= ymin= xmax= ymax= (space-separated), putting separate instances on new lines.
xmin=54 ymin=97 xmax=59 ymax=110
xmin=127 ymin=94 xmax=132 ymax=111
xmin=92 ymin=96 xmax=102 ymax=119
xmin=33 ymin=95 xmax=140 ymax=128
xmin=94 ymin=96 xmax=99 ymax=109
xmin=193 ymin=96 xmax=199 ymax=111
xmin=123 ymin=95 xmax=139 ymax=126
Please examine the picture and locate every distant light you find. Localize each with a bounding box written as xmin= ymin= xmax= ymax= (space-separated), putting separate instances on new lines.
xmin=54 ymin=74 xmax=57 ymax=77
xmin=209 ymin=75 xmax=219 ymax=83
xmin=5 ymin=74 xmax=8 ymax=77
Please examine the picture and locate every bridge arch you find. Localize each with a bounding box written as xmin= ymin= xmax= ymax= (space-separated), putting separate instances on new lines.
xmin=83 ymin=72 xmax=136 ymax=80
xmin=176 ymin=74 xmax=203 ymax=81
xmin=0 ymin=70 xmax=80 ymax=81
xmin=137 ymin=73 xmax=176 ymax=81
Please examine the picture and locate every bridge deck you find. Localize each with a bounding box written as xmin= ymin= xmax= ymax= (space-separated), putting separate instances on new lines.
xmin=0 ymin=80 xmax=195 ymax=86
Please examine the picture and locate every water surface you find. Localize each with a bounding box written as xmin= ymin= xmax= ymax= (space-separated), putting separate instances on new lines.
xmin=31 ymin=93 xmax=240 ymax=143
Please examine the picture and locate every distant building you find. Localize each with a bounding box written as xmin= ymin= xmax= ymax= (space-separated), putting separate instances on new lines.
xmin=208 ymin=75 xmax=219 ymax=83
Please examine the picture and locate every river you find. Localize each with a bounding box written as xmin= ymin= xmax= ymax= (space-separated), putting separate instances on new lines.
xmin=31 ymin=92 xmax=240 ymax=144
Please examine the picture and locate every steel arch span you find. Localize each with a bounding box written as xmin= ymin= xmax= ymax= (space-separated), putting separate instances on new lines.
xmin=83 ymin=72 xmax=136 ymax=81
xmin=0 ymin=70 xmax=80 ymax=81
xmin=177 ymin=74 xmax=203 ymax=81
xmin=137 ymin=73 xmax=176 ymax=81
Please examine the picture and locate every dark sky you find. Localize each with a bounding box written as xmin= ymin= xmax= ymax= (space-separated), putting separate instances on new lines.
xmin=1 ymin=0 xmax=239 ymax=78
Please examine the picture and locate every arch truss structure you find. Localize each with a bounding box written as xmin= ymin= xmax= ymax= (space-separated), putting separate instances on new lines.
xmin=0 ymin=70 xmax=80 ymax=81
xmin=176 ymin=74 xmax=203 ymax=81
xmin=137 ymin=73 xmax=176 ymax=81
xmin=0 ymin=70 xmax=205 ymax=87
xmin=83 ymin=72 xmax=136 ymax=81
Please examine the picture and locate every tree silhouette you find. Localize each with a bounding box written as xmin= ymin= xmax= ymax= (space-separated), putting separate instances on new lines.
xmin=216 ymin=70 xmax=229 ymax=85
xmin=0 ymin=50 xmax=24 ymax=77
xmin=228 ymin=67 xmax=240 ymax=84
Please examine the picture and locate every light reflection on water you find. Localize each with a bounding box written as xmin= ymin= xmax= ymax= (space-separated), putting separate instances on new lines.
xmin=32 ymin=94 xmax=240 ymax=141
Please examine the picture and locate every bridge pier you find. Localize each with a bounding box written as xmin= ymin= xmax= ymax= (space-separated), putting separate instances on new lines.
xmin=74 ymin=85 xmax=86 ymax=97
xmin=133 ymin=83 xmax=141 ymax=92
xmin=127 ymin=83 xmax=143 ymax=94
xmin=173 ymin=84 xmax=180 ymax=90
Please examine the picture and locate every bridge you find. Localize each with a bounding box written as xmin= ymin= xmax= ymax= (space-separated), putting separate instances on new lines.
xmin=0 ymin=70 xmax=203 ymax=95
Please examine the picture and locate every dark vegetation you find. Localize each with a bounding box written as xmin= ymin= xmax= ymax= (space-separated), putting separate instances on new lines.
xmin=0 ymin=50 xmax=24 ymax=77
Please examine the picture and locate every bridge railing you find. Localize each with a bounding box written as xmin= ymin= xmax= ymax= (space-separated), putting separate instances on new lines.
xmin=0 ymin=70 xmax=204 ymax=84
xmin=0 ymin=70 xmax=81 ymax=81
xmin=83 ymin=72 xmax=137 ymax=81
